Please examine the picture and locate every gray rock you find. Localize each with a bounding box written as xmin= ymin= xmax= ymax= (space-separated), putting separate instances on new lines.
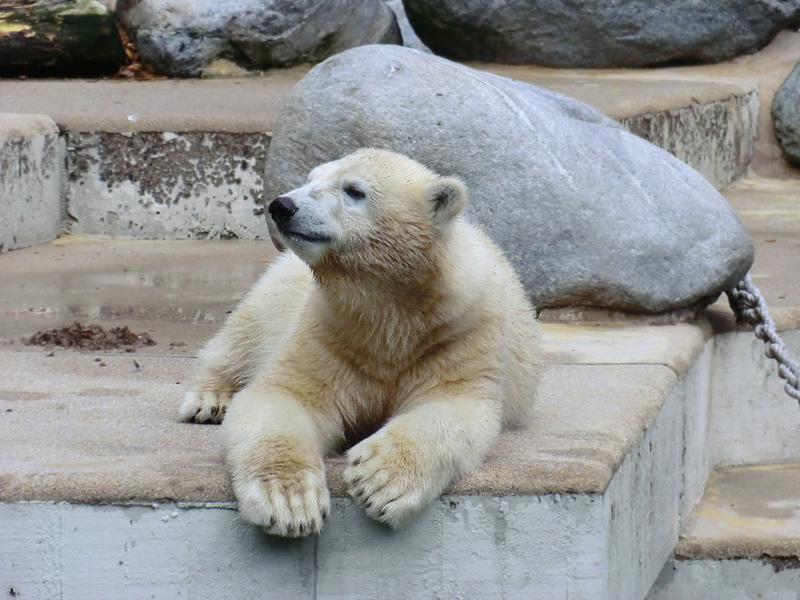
xmin=264 ymin=45 xmax=754 ymax=314
xmin=402 ymin=0 xmax=800 ymax=68
xmin=773 ymin=61 xmax=800 ymax=167
xmin=117 ymin=0 xmax=401 ymax=77
xmin=386 ymin=0 xmax=430 ymax=53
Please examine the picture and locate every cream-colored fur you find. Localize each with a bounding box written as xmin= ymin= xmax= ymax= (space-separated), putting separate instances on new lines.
xmin=181 ymin=149 xmax=541 ymax=537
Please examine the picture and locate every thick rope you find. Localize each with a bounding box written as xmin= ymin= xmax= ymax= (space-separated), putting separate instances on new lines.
xmin=725 ymin=274 xmax=800 ymax=403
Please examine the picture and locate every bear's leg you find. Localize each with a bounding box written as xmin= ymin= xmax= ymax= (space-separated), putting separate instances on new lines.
xmin=181 ymin=254 xmax=311 ymax=424
xmin=180 ymin=301 xmax=283 ymax=424
xmin=221 ymin=383 xmax=332 ymax=537
xmin=344 ymin=384 xmax=503 ymax=528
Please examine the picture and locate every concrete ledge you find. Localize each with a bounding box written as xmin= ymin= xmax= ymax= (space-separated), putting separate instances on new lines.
xmin=0 ymin=114 xmax=60 ymax=253
xmin=0 ymin=498 xmax=605 ymax=599
xmin=0 ymin=238 xmax=710 ymax=502
xmin=0 ymin=345 xmax=711 ymax=599
xmin=620 ymin=90 xmax=758 ymax=190
xmin=58 ymin=79 xmax=756 ymax=239
xmin=0 ymin=74 xmax=305 ymax=134
xmin=0 ymin=341 xmax=687 ymax=504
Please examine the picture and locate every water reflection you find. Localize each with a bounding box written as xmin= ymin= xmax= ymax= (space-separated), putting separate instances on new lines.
xmin=0 ymin=240 xmax=272 ymax=342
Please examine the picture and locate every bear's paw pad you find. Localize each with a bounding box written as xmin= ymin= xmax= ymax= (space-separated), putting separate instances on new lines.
xmin=345 ymin=434 xmax=435 ymax=529
xmin=236 ymin=468 xmax=330 ymax=538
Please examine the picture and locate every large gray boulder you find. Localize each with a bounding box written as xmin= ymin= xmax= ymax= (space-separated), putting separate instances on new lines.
xmin=264 ymin=46 xmax=754 ymax=314
xmin=402 ymin=0 xmax=800 ymax=68
xmin=117 ymin=0 xmax=401 ymax=77
xmin=773 ymin=61 xmax=800 ymax=166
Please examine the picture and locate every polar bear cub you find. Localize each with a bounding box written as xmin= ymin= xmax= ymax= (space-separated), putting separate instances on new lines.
xmin=181 ymin=149 xmax=541 ymax=537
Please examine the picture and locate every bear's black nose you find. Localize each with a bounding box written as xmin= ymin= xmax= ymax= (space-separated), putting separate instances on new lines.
xmin=268 ymin=196 xmax=298 ymax=223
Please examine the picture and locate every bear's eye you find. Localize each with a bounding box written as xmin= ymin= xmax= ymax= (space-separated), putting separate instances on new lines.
xmin=343 ymin=184 xmax=366 ymax=201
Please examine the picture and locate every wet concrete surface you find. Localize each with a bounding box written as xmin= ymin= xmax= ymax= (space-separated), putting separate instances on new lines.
xmin=1 ymin=190 xmax=798 ymax=356
xmin=0 ymin=236 xmax=278 ymax=354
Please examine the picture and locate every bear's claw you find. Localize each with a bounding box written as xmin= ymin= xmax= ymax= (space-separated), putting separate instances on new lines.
xmin=235 ymin=469 xmax=330 ymax=538
xmin=344 ymin=434 xmax=433 ymax=529
xmin=179 ymin=382 xmax=233 ymax=423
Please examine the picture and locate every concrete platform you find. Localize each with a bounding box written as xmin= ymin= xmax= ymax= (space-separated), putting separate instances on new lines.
xmin=642 ymin=177 xmax=800 ymax=598
xmin=0 ymin=64 xmax=751 ymax=136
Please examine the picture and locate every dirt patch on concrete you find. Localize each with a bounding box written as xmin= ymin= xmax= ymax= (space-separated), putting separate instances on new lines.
xmin=23 ymin=322 xmax=156 ymax=352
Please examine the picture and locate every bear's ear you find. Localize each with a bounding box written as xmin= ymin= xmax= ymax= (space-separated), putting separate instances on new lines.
xmin=425 ymin=176 xmax=466 ymax=226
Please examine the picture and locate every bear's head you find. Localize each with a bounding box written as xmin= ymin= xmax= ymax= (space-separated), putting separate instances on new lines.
xmin=266 ymin=149 xmax=467 ymax=283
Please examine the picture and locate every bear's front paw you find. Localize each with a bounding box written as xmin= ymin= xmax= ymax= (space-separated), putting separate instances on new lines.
xmin=179 ymin=378 xmax=236 ymax=423
xmin=345 ymin=431 xmax=446 ymax=529
xmin=234 ymin=466 xmax=330 ymax=538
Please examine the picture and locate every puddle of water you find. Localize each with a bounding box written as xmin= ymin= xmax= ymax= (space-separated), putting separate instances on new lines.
xmin=0 ymin=240 xmax=275 ymax=351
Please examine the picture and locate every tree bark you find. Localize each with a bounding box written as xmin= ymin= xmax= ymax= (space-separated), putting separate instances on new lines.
xmin=0 ymin=0 xmax=124 ymax=77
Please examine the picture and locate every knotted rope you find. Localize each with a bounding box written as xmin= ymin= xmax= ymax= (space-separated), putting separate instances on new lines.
xmin=725 ymin=274 xmax=800 ymax=403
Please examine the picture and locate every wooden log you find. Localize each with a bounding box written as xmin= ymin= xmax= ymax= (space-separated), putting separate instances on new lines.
xmin=0 ymin=0 xmax=124 ymax=77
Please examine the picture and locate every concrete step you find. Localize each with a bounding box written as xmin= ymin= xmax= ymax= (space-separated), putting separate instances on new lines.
xmin=647 ymin=461 xmax=800 ymax=599
xmin=708 ymin=177 xmax=800 ymax=468
xmin=9 ymin=32 xmax=800 ymax=247
xmin=642 ymin=177 xmax=800 ymax=599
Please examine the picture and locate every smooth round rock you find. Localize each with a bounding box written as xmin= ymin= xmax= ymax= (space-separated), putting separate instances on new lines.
xmin=773 ymin=61 xmax=800 ymax=166
xmin=403 ymin=0 xmax=800 ymax=68
xmin=117 ymin=0 xmax=402 ymax=77
xmin=263 ymin=45 xmax=754 ymax=314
